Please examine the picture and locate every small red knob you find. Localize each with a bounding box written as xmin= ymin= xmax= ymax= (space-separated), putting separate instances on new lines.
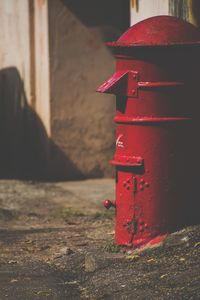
xmin=103 ymin=199 xmax=115 ymax=209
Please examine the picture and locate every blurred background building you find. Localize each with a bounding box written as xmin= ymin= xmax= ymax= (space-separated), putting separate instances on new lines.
xmin=0 ymin=0 xmax=199 ymax=180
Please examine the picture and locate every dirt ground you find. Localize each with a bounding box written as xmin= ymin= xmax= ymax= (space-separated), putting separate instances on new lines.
xmin=0 ymin=179 xmax=199 ymax=300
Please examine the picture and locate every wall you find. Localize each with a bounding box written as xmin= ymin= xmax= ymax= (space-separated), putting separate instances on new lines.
xmin=33 ymin=0 xmax=51 ymax=137
xmin=48 ymin=0 xmax=129 ymax=179
xmin=0 ymin=0 xmax=130 ymax=180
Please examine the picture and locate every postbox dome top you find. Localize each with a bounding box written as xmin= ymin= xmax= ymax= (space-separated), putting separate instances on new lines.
xmin=107 ymin=16 xmax=200 ymax=48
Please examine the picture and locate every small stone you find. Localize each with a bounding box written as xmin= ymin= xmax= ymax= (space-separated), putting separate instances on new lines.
xmin=179 ymin=257 xmax=186 ymax=262
xmin=147 ymin=258 xmax=156 ymax=263
xmin=59 ymin=247 xmax=73 ymax=255
xmin=181 ymin=236 xmax=189 ymax=242
xmin=8 ymin=260 xmax=18 ymax=264
xmin=54 ymin=247 xmax=73 ymax=258
xmin=85 ymin=253 xmax=97 ymax=272
xmin=194 ymin=241 xmax=200 ymax=247
xmin=160 ymin=274 xmax=168 ymax=279
xmin=40 ymin=245 xmax=50 ymax=251
xmin=10 ymin=279 xmax=18 ymax=283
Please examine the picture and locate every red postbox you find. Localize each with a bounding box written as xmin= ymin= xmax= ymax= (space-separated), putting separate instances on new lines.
xmin=97 ymin=16 xmax=200 ymax=248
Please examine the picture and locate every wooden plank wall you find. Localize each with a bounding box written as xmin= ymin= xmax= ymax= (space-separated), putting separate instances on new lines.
xmin=33 ymin=0 xmax=51 ymax=137
xmin=130 ymin=0 xmax=200 ymax=26
xmin=0 ymin=0 xmax=31 ymax=103
xmin=130 ymin=0 xmax=169 ymax=25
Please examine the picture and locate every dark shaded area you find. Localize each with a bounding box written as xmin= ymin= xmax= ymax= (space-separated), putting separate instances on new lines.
xmin=62 ymin=0 xmax=130 ymax=41
xmin=191 ymin=0 xmax=200 ymax=27
xmin=0 ymin=228 xmax=66 ymax=245
xmin=0 ymin=67 xmax=84 ymax=180
xmin=0 ymin=262 xmax=80 ymax=299
xmin=116 ymin=94 xmax=128 ymax=114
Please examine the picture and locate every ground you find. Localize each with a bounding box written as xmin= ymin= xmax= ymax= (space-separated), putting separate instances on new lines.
xmin=0 ymin=179 xmax=199 ymax=300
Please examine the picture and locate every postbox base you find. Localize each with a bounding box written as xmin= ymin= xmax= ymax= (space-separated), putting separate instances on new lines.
xmin=116 ymin=233 xmax=168 ymax=249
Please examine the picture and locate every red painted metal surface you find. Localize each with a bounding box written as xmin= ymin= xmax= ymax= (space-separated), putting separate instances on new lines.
xmin=107 ymin=15 xmax=200 ymax=47
xmin=97 ymin=16 xmax=200 ymax=248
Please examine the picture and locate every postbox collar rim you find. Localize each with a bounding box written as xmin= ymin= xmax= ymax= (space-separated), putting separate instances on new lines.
xmin=106 ymin=41 xmax=200 ymax=48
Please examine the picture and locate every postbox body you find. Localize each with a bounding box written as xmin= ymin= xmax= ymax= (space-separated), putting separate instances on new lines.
xmin=98 ymin=16 xmax=200 ymax=247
